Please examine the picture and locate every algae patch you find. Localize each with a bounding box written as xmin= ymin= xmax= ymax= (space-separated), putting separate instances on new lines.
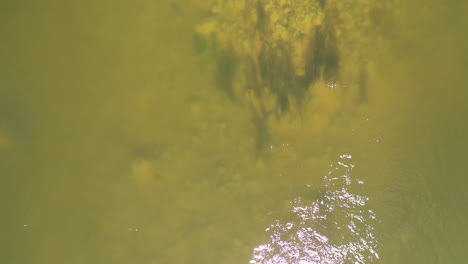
xmin=196 ymin=0 xmax=387 ymax=152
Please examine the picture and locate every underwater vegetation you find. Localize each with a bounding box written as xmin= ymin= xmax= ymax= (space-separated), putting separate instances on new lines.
xmin=195 ymin=0 xmax=387 ymax=153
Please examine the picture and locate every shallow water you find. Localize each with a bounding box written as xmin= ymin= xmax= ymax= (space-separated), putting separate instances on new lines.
xmin=1 ymin=0 xmax=468 ymax=263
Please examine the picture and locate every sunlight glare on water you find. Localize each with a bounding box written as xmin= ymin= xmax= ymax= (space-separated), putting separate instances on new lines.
xmin=250 ymin=155 xmax=379 ymax=264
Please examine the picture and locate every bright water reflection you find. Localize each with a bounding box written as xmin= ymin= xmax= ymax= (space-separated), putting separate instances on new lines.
xmin=251 ymin=155 xmax=379 ymax=264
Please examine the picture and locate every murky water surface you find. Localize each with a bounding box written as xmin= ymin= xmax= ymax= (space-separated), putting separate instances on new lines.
xmin=1 ymin=0 xmax=467 ymax=263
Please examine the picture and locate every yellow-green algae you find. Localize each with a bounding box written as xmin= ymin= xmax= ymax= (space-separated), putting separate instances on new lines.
xmin=8 ymin=0 xmax=467 ymax=263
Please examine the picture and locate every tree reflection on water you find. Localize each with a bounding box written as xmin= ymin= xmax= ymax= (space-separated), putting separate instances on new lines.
xmin=250 ymin=154 xmax=379 ymax=264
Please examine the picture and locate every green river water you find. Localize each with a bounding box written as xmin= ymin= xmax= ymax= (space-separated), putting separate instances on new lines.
xmin=1 ymin=0 xmax=467 ymax=263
